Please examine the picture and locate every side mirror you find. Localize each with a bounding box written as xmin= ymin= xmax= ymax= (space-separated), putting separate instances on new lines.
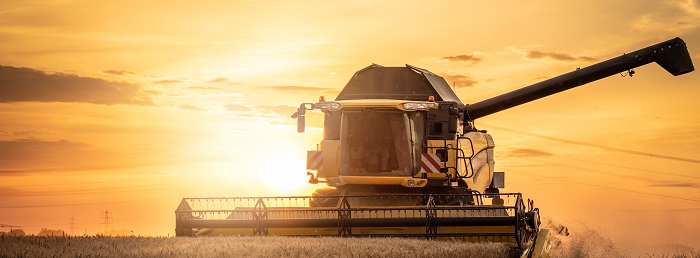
xmin=291 ymin=105 xmax=307 ymax=133
xmin=297 ymin=114 xmax=305 ymax=133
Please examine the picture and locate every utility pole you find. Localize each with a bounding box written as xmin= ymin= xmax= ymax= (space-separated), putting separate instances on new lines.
xmin=68 ymin=215 xmax=76 ymax=236
xmin=98 ymin=210 xmax=112 ymax=234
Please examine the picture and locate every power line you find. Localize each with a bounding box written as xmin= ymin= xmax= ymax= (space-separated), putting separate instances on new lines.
xmin=0 ymin=182 xmax=182 ymax=197
xmin=482 ymin=122 xmax=700 ymax=164
xmin=545 ymin=98 xmax=700 ymax=125
xmin=7 ymin=174 xmax=179 ymax=188
xmin=502 ymin=154 xmax=653 ymax=182
xmin=0 ymin=196 xmax=170 ymax=209
xmin=501 ymin=146 xmax=700 ymax=179
xmin=508 ymin=168 xmax=700 ymax=203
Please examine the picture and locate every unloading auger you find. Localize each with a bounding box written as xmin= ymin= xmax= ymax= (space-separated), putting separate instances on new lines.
xmin=176 ymin=37 xmax=694 ymax=258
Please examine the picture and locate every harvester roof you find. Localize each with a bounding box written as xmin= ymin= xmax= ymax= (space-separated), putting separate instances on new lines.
xmin=335 ymin=64 xmax=463 ymax=106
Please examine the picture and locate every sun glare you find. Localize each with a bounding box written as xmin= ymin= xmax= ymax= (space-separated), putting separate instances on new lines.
xmin=253 ymin=143 xmax=311 ymax=195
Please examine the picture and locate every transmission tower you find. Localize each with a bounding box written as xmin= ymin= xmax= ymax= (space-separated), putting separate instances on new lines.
xmin=68 ymin=215 xmax=76 ymax=236
xmin=99 ymin=210 xmax=113 ymax=234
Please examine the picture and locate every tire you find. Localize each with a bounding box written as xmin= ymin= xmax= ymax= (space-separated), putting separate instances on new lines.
xmin=310 ymin=188 xmax=340 ymax=207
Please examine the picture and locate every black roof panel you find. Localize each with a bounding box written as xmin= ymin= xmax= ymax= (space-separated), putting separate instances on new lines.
xmin=335 ymin=64 xmax=463 ymax=105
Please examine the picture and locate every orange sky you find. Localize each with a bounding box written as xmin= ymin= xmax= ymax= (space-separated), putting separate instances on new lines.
xmin=1 ymin=0 xmax=699 ymax=252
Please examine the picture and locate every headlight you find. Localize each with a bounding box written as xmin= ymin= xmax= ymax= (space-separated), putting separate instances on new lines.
xmin=314 ymin=102 xmax=341 ymax=110
xmin=333 ymin=178 xmax=341 ymax=185
xmin=402 ymin=102 xmax=437 ymax=110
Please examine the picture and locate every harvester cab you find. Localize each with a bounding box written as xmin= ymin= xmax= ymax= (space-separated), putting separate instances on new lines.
xmin=295 ymin=64 xmax=500 ymax=198
xmin=176 ymin=37 xmax=694 ymax=258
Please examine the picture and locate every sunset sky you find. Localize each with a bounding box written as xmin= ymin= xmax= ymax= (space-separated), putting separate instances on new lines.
xmin=1 ymin=0 xmax=699 ymax=251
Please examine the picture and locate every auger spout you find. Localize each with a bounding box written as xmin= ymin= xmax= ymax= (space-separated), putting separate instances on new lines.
xmin=465 ymin=37 xmax=694 ymax=120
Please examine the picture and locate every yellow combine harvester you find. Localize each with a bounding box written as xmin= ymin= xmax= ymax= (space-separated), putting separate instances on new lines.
xmin=176 ymin=37 xmax=694 ymax=257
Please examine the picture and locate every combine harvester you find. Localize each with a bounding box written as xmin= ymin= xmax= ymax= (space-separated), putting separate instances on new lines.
xmin=176 ymin=38 xmax=694 ymax=257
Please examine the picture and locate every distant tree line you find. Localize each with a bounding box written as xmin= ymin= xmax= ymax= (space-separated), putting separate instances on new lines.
xmin=0 ymin=229 xmax=26 ymax=236
xmin=37 ymin=228 xmax=66 ymax=236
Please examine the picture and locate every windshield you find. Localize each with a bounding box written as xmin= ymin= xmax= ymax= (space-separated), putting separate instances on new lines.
xmin=339 ymin=109 xmax=423 ymax=176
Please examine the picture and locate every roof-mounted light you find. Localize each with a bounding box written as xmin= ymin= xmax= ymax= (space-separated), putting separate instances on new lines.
xmin=402 ymin=102 xmax=437 ymax=110
xmin=314 ymin=102 xmax=341 ymax=110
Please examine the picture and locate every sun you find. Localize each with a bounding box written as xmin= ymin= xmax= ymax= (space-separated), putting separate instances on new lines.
xmin=254 ymin=143 xmax=313 ymax=195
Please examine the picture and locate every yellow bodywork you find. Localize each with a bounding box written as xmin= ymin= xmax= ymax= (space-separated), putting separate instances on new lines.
xmin=320 ymin=135 xmax=494 ymax=190
xmin=314 ymin=98 xmax=496 ymax=194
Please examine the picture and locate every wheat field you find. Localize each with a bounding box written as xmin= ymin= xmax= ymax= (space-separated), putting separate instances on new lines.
xmin=0 ymin=236 xmax=511 ymax=258
xmin=1 ymin=235 xmax=698 ymax=258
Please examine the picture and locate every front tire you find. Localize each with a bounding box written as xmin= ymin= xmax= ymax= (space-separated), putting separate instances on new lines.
xmin=310 ymin=188 xmax=340 ymax=207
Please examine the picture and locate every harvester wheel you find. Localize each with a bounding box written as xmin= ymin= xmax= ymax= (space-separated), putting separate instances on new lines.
xmin=485 ymin=187 xmax=504 ymax=206
xmin=175 ymin=227 xmax=194 ymax=237
xmin=310 ymin=188 xmax=340 ymax=207
xmin=416 ymin=187 xmax=475 ymax=206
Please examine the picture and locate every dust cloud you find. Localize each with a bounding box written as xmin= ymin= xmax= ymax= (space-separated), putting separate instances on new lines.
xmin=543 ymin=219 xmax=698 ymax=258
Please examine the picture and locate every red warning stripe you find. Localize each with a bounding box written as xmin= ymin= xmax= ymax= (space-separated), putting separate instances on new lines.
xmin=421 ymin=153 xmax=441 ymax=173
xmin=307 ymin=151 xmax=323 ymax=170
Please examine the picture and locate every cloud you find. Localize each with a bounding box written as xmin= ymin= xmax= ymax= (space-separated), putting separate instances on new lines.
xmin=12 ymin=130 xmax=35 ymax=137
xmin=253 ymin=105 xmax=324 ymax=127
xmin=0 ymin=170 xmax=28 ymax=176
xmin=261 ymin=86 xmax=339 ymax=94
xmin=179 ymin=104 xmax=205 ymax=111
xmin=0 ymin=187 xmax=22 ymax=194
xmin=255 ymin=105 xmax=298 ymax=116
xmin=0 ymin=138 xmax=90 ymax=171
xmin=525 ymin=50 xmax=576 ymax=61
xmin=507 ymin=46 xmax=597 ymax=62
xmin=223 ymin=104 xmax=294 ymax=118
xmin=102 ymin=69 xmax=137 ymax=76
xmin=441 ymin=74 xmax=478 ymax=88
xmin=0 ymin=138 xmax=173 ymax=174
xmin=208 ymin=77 xmax=232 ymax=83
xmin=441 ymin=54 xmax=482 ymax=65
xmin=506 ymin=148 xmax=553 ymax=158
xmin=0 ymin=65 xmax=153 ymax=105
xmin=576 ymin=56 xmax=597 ymax=62
xmin=631 ymin=1 xmax=700 ymax=36
xmin=1 ymin=138 xmax=88 ymax=148
xmin=647 ymin=181 xmax=698 ymax=188
xmin=187 ymin=86 xmax=221 ymax=90
xmin=143 ymin=90 xmax=165 ymax=95
xmin=225 ymin=104 xmax=252 ymax=112
xmin=525 ymin=50 xmax=596 ymax=62
xmin=222 ymin=104 xmax=324 ymax=127
xmin=235 ymin=113 xmax=259 ymax=118
xmin=154 ymin=79 xmax=183 ymax=84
